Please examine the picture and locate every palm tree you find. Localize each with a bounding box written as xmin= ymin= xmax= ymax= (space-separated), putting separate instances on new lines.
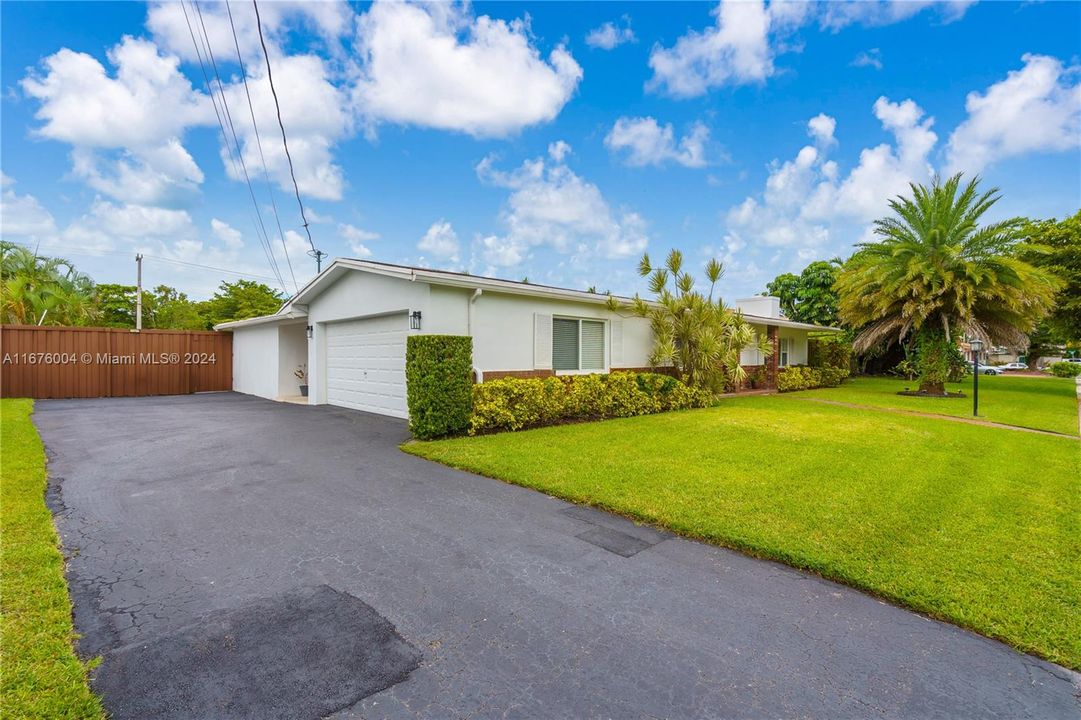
xmin=836 ymin=174 xmax=1060 ymax=394
xmin=610 ymin=249 xmax=771 ymax=392
xmin=1 ymin=242 xmax=97 ymax=325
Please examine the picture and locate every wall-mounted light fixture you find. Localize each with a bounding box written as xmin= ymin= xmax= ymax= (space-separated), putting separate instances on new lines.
xmin=409 ymin=310 xmax=422 ymax=330
xmin=306 ymin=325 xmax=314 ymax=340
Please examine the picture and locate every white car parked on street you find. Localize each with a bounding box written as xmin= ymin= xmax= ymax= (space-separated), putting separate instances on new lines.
xmin=1000 ymin=362 xmax=1028 ymax=371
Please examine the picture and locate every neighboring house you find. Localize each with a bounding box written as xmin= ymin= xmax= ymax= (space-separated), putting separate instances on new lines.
xmin=215 ymin=259 xmax=835 ymax=419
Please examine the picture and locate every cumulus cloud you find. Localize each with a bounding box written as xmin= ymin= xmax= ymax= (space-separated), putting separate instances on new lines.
xmin=211 ymin=219 xmax=244 ymax=250
xmin=946 ymin=54 xmax=1081 ymax=175
xmin=21 ymin=36 xmax=213 ymax=204
xmin=604 ymin=117 xmax=710 ymax=167
xmin=339 ymin=223 xmax=379 ymax=258
xmin=0 ymin=177 xmax=58 ymax=238
xmin=353 ymin=2 xmax=582 ymax=138
xmin=723 ymin=98 xmax=937 ymax=274
xmin=475 ymin=149 xmax=648 ymax=268
xmin=820 ymin=0 xmax=976 ymax=31
xmin=585 ymin=18 xmax=636 ymax=50
xmin=417 ymin=220 xmax=460 ymax=261
xmin=547 ymin=140 xmax=572 ymax=162
xmin=648 ymin=0 xmax=772 ymax=97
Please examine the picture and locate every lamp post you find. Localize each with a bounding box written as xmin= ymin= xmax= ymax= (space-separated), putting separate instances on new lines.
xmin=970 ymin=338 xmax=984 ymax=417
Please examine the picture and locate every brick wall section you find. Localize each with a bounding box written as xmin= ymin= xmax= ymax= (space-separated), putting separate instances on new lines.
xmin=739 ymin=364 xmax=768 ymax=391
xmin=766 ymin=325 xmax=779 ymax=389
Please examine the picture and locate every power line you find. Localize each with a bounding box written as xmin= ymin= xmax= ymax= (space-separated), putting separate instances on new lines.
xmin=180 ymin=0 xmax=287 ymax=292
xmin=224 ymin=0 xmax=298 ymax=292
xmin=6 ymin=241 xmax=283 ymax=284
xmin=191 ymin=0 xmax=295 ymax=292
xmin=251 ymin=0 xmax=323 ymax=273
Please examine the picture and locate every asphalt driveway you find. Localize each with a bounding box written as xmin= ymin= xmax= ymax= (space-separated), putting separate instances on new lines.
xmin=36 ymin=393 xmax=1079 ymax=719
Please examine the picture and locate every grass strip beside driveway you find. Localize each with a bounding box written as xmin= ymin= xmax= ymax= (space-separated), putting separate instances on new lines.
xmin=1 ymin=399 xmax=104 ymax=719
xmin=404 ymin=395 xmax=1081 ymax=669
xmin=802 ymin=375 xmax=1079 ymax=436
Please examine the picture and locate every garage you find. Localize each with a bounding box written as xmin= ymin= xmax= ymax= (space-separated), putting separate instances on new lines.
xmin=324 ymin=313 xmax=408 ymax=418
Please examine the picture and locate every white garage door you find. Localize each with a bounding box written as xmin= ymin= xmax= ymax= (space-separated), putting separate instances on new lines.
xmin=325 ymin=313 xmax=408 ymax=418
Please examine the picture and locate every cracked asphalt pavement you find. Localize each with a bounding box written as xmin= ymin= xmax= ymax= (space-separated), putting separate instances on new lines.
xmin=36 ymin=393 xmax=1080 ymax=719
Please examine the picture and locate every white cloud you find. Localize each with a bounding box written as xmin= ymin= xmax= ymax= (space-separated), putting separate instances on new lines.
xmin=946 ymin=54 xmax=1081 ymax=175
xmin=339 ymin=223 xmax=379 ymax=258
xmin=851 ymin=48 xmax=883 ymax=70
xmin=722 ymin=98 xmax=937 ymax=276
xmin=476 ymin=151 xmax=648 ymax=267
xmin=547 ymin=140 xmax=572 ymax=162
xmin=211 ymin=219 xmax=244 ymax=250
xmin=21 ymin=36 xmax=213 ymax=204
xmin=60 ymin=199 xmax=198 ymax=254
xmin=417 ymin=220 xmax=460 ymax=261
xmin=648 ymin=0 xmax=772 ymax=97
xmin=820 ymin=1 xmax=976 ymax=31
xmin=604 ymin=117 xmax=710 ymax=167
xmin=0 ymin=178 xmax=58 ymax=238
xmin=585 ymin=19 xmax=636 ymax=50
xmin=352 ymin=1 xmax=583 ymax=137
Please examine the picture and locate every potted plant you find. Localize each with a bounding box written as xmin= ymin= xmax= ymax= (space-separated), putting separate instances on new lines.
xmin=295 ymin=364 xmax=309 ymax=397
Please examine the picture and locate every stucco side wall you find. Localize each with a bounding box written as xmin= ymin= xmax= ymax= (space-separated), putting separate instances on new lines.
xmin=277 ymin=322 xmax=308 ymax=397
xmin=232 ymin=323 xmax=279 ymax=399
xmin=469 ymin=292 xmax=653 ymax=374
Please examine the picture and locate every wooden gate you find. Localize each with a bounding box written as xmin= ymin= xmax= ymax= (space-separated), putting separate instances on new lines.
xmin=0 ymin=325 xmax=233 ymax=399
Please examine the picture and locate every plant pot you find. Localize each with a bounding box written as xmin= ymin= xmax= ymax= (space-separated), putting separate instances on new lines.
xmin=299 ymin=385 xmax=309 ymax=397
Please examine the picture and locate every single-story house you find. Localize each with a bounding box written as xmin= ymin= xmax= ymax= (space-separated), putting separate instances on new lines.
xmin=215 ymin=259 xmax=836 ymax=419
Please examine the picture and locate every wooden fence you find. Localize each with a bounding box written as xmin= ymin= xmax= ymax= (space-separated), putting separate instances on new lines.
xmin=0 ymin=325 xmax=232 ymax=399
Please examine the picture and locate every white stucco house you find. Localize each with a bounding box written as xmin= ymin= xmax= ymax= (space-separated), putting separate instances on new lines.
xmin=215 ymin=259 xmax=834 ymax=419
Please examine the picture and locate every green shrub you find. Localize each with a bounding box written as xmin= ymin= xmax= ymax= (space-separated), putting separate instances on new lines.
xmin=469 ymin=372 xmax=709 ymax=435
xmin=406 ymin=335 xmax=473 ymax=439
xmin=1048 ymin=361 xmax=1081 ymax=378
xmin=777 ymin=364 xmax=850 ymax=392
xmin=808 ymin=336 xmax=852 ymax=370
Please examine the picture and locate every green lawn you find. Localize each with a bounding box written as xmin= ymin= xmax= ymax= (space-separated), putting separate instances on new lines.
xmin=405 ymin=394 xmax=1081 ymax=669
xmin=801 ymin=374 xmax=1079 ymax=436
xmin=1 ymin=399 xmax=104 ymax=719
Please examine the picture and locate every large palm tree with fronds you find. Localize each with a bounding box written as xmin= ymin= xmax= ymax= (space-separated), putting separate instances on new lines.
xmin=836 ymin=174 xmax=1060 ymax=394
xmin=607 ymin=249 xmax=771 ymax=392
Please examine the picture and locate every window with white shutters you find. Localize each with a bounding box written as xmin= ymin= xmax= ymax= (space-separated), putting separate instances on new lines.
xmin=552 ymin=318 xmax=606 ymax=372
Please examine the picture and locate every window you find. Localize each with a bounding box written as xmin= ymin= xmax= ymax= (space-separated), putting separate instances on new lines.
xmin=553 ymin=318 xmax=605 ymax=372
xmin=779 ymin=337 xmax=790 ymax=367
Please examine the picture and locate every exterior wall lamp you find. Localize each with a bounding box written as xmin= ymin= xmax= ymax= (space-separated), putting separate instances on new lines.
xmin=410 ymin=311 xmax=422 ymax=330
xmin=306 ymin=325 xmax=313 ymax=340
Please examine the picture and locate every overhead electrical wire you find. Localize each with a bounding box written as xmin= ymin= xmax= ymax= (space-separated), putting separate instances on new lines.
xmin=251 ymin=0 xmax=320 ymax=264
xmin=224 ymin=0 xmax=298 ymax=290
xmin=180 ymin=0 xmax=288 ymax=293
xmin=191 ymin=0 xmax=296 ymax=292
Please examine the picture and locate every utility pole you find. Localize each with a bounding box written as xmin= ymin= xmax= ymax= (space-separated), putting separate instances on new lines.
xmin=135 ymin=253 xmax=143 ymax=332
xmin=308 ymin=248 xmax=328 ymax=274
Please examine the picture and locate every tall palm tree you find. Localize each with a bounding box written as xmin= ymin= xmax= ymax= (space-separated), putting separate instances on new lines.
xmin=836 ymin=174 xmax=1060 ymax=394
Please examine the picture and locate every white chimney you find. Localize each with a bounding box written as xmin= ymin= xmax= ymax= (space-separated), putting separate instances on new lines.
xmin=735 ymin=296 xmax=782 ymax=319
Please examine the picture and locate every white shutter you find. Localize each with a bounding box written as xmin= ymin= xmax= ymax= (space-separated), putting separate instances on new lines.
xmin=610 ymin=320 xmax=623 ymax=367
xmin=580 ymin=321 xmax=605 ymax=370
xmin=534 ymin=313 xmax=553 ymax=369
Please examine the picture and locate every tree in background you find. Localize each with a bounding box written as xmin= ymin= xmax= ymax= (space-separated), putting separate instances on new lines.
xmin=197 ymin=279 xmax=284 ymax=329
xmin=0 ymin=242 xmax=97 ymax=325
xmin=94 ymin=284 xmax=207 ymax=330
xmin=614 ymin=249 xmax=772 ymax=392
xmin=836 ymin=175 xmax=1059 ymax=394
xmin=765 ymin=259 xmax=843 ymax=326
xmin=1018 ymin=211 xmax=1081 ymax=365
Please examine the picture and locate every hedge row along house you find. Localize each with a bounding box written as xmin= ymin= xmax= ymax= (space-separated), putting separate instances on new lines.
xmin=215 ymin=259 xmax=839 ymax=419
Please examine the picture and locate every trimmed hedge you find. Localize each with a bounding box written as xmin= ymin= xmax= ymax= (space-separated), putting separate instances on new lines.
xmin=1048 ymin=361 xmax=1081 ymax=378
xmin=776 ymin=365 xmax=849 ymax=392
xmin=470 ymin=372 xmax=710 ymax=435
xmin=808 ymin=335 xmax=852 ymax=371
xmin=406 ymin=335 xmax=473 ymax=439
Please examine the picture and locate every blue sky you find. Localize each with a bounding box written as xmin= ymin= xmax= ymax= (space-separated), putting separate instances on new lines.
xmin=2 ymin=0 xmax=1079 ymax=301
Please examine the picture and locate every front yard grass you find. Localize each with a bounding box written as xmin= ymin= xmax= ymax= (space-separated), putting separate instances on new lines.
xmin=1 ymin=399 xmax=104 ymax=719
xmin=405 ymin=395 xmax=1081 ymax=669
xmin=802 ymin=374 xmax=1079 ymax=436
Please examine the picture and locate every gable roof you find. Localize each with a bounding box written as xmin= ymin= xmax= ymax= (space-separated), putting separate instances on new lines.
xmin=215 ymin=257 xmax=840 ymax=332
